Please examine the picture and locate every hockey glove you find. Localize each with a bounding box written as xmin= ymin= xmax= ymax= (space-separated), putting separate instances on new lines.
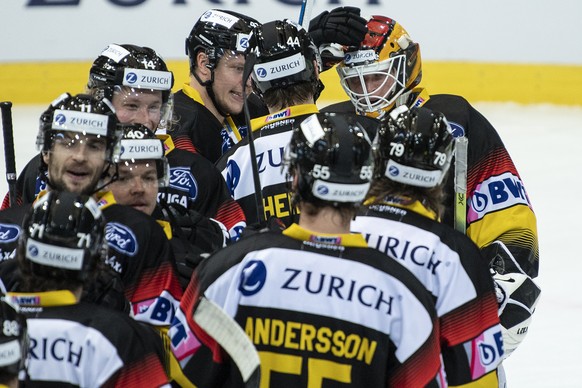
xmin=308 ymin=6 xmax=368 ymax=48
xmin=484 ymin=241 xmax=541 ymax=359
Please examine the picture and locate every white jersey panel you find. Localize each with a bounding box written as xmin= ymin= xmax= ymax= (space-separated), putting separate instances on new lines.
xmin=203 ymin=246 xmax=433 ymax=362
xmin=352 ymin=215 xmax=477 ymax=317
xmin=220 ymin=131 xmax=292 ymax=200
xmin=27 ymin=319 xmax=123 ymax=387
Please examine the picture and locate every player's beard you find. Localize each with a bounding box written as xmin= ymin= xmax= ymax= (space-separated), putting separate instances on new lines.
xmin=48 ymin=168 xmax=103 ymax=196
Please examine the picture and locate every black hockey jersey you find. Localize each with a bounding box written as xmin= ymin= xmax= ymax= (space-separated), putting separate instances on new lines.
xmin=0 ymin=191 xmax=183 ymax=327
xmin=171 ymin=84 xmax=267 ymax=164
xmin=352 ymin=198 xmax=504 ymax=386
xmin=216 ymin=104 xmax=320 ymax=227
xmin=7 ymin=290 xmax=170 ymax=387
xmin=157 ymin=135 xmax=246 ymax=241
xmin=323 ymin=90 xmax=539 ymax=279
xmin=170 ymin=224 xmax=445 ymax=387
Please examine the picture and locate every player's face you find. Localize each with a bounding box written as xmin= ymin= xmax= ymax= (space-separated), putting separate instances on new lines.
xmin=107 ymin=160 xmax=159 ymax=216
xmin=211 ymin=51 xmax=251 ymax=116
xmin=112 ymin=87 xmax=163 ymax=131
xmin=43 ymin=131 xmax=108 ymax=194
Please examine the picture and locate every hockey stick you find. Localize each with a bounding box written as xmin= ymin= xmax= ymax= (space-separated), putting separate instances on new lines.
xmin=0 ymin=102 xmax=17 ymax=207
xmin=454 ymin=136 xmax=468 ymax=233
xmin=194 ymin=297 xmax=260 ymax=386
xmin=242 ymin=52 xmax=266 ymax=226
xmin=298 ymin=0 xmax=315 ymax=29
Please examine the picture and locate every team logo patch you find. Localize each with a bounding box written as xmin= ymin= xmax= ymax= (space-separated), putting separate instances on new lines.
xmin=105 ymin=222 xmax=138 ymax=256
xmin=0 ymin=224 xmax=20 ymax=243
xmin=238 ymin=260 xmax=267 ymax=296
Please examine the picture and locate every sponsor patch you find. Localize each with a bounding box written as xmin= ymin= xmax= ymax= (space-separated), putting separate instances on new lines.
xmin=0 ymin=224 xmax=20 ymax=243
xmin=26 ymin=239 xmax=84 ymax=270
xmin=238 ymin=260 xmax=267 ymax=296
xmin=343 ymin=49 xmax=378 ymax=65
xmin=168 ymin=167 xmax=198 ymax=199
xmin=122 ymin=68 xmax=172 ymax=91
xmin=51 ymin=109 xmax=109 ymax=136
xmin=468 ymin=172 xmax=531 ymax=222
xmin=120 ymin=139 xmax=164 ymax=160
xmin=385 ymin=159 xmax=443 ymax=188
xmin=200 ymin=9 xmax=239 ymax=28
xmin=99 ymin=43 xmax=130 ymax=63
xmin=254 ymin=52 xmax=306 ymax=82
xmin=105 ymin=222 xmax=138 ymax=256
xmin=312 ymin=180 xmax=370 ymax=202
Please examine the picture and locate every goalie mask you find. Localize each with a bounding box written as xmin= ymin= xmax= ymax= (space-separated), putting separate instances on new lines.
xmin=375 ymin=106 xmax=453 ymax=188
xmin=88 ymin=44 xmax=174 ymax=132
xmin=19 ymin=191 xmax=107 ymax=282
xmin=286 ymin=112 xmax=374 ymax=207
xmin=337 ymin=16 xmax=422 ymax=118
xmin=250 ymin=19 xmax=324 ymax=99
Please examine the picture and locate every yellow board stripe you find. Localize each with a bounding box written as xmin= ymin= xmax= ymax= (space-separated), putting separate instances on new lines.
xmin=1 ymin=60 xmax=580 ymax=106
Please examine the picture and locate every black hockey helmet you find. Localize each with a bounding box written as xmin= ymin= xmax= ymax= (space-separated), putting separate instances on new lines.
xmin=250 ymin=19 xmax=323 ymax=98
xmin=37 ymin=92 xmax=121 ymax=165
xmin=0 ymin=298 xmax=28 ymax=377
xmin=19 ymin=191 xmax=107 ymax=282
xmin=375 ymin=106 xmax=454 ymax=187
xmin=186 ymin=9 xmax=260 ymax=74
xmin=88 ymin=44 xmax=174 ymax=104
xmin=117 ymin=123 xmax=170 ymax=187
xmin=286 ymin=112 xmax=374 ymax=206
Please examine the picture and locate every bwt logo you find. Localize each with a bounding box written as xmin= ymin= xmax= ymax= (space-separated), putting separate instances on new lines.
xmin=125 ymin=72 xmax=138 ymax=84
xmin=54 ymin=113 xmax=66 ymax=125
xmin=256 ymin=67 xmax=267 ymax=78
xmin=388 ymin=165 xmax=399 ymax=177
xmin=238 ymin=260 xmax=267 ymax=296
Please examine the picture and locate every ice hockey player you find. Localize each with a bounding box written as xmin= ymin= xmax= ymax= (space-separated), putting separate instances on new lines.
xmin=106 ymin=123 xmax=228 ymax=288
xmin=322 ymin=14 xmax=541 ymax=375
xmin=172 ymin=9 xmax=267 ymax=163
xmin=216 ymin=18 xmax=324 ymax=227
xmin=170 ymin=111 xmax=445 ymax=387
xmin=6 ymin=191 xmax=170 ymax=386
xmin=351 ymin=105 xmax=505 ymax=386
xmin=0 ymin=93 xmax=183 ymax=328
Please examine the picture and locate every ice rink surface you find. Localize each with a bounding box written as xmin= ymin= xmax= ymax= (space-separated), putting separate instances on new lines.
xmin=1 ymin=102 xmax=581 ymax=386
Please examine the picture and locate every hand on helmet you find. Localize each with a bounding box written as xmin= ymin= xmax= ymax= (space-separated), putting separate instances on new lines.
xmin=308 ymin=6 xmax=368 ymax=48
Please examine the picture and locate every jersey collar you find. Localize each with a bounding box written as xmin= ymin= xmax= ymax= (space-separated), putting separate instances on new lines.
xmin=283 ymin=223 xmax=368 ymax=248
xmin=250 ymin=104 xmax=319 ymax=132
xmin=7 ymin=290 xmax=78 ymax=307
xmin=365 ymin=195 xmax=438 ymax=221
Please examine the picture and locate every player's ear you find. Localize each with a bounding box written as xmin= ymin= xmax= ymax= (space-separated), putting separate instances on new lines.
xmin=42 ymin=151 xmax=50 ymax=165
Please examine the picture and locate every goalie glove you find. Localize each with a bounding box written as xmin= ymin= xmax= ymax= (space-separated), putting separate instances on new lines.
xmin=484 ymin=241 xmax=542 ymax=359
xmin=308 ymin=6 xmax=368 ymax=48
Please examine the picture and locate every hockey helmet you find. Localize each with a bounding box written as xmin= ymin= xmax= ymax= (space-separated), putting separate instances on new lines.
xmin=117 ymin=123 xmax=170 ymax=187
xmin=37 ymin=92 xmax=121 ymax=165
xmin=186 ymin=9 xmax=260 ymax=74
xmin=337 ymin=16 xmax=422 ymax=118
xmin=88 ymin=44 xmax=174 ymax=104
xmin=375 ymin=106 xmax=453 ymax=187
xmin=250 ymin=19 xmax=323 ymax=97
xmin=19 ymin=191 xmax=107 ymax=282
xmin=286 ymin=112 xmax=374 ymax=206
